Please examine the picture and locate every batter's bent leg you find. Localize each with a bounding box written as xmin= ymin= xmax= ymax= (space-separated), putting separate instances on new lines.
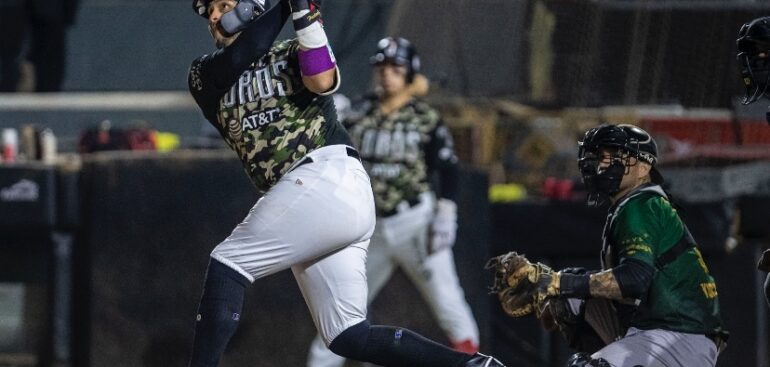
xmin=328 ymin=320 xmax=473 ymax=367
xmin=307 ymin=334 xmax=347 ymax=367
xmin=188 ymin=258 xmax=250 ymax=367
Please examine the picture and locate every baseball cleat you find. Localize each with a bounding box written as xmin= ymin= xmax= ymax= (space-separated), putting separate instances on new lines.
xmin=465 ymin=352 xmax=507 ymax=367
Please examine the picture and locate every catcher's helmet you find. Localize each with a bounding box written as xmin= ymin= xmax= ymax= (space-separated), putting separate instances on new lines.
xmin=193 ymin=0 xmax=269 ymax=19
xmin=370 ymin=37 xmax=421 ymax=83
xmin=577 ymin=124 xmax=662 ymax=206
xmin=737 ymin=16 xmax=770 ymax=105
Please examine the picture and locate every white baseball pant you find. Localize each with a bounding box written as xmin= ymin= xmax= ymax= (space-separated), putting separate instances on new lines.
xmin=210 ymin=144 xmax=376 ymax=345
xmin=306 ymin=192 xmax=480 ymax=367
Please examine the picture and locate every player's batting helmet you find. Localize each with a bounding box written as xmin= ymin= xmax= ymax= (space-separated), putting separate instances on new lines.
xmin=193 ymin=0 xmax=270 ymax=18
xmin=737 ymin=16 xmax=770 ymax=105
xmin=371 ymin=37 xmax=421 ymax=83
xmin=578 ymin=124 xmax=662 ymax=206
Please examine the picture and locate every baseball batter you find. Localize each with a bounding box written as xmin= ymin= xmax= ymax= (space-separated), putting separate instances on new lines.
xmin=306 ymin=37 xmax=480 ymax=367
xmin=186 ymin=1 xmax=504 ymax=366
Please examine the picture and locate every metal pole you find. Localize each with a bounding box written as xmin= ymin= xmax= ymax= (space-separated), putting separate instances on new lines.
xmin=51 ymin=232 xmax=72 ymax=367
xmin=756 ymin=243 xmax=768 ymax=367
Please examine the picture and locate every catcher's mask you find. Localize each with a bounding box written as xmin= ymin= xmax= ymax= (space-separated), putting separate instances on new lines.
xmin=577 ymin=124 xmax=662 ymax=207
xmin=370 ymin=37 xmax=421 ymax=83
xmin=737 ymin=17 xmax=770 ymax=105
xmin=193 ymin=0 xmax=269 ymax=35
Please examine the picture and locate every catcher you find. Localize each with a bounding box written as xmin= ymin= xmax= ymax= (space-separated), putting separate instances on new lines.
xmin=487 ymin=124 xmax=728 ymax=367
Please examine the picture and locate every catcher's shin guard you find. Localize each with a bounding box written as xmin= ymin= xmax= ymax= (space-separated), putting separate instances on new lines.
xmin=465 ymin=353 xmax=507 ymax=367
xmin=566 ymin=353 xmax=611 ymax=367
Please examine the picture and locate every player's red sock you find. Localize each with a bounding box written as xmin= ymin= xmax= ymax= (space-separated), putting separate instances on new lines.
xmin=452 ymin=339 xmax=479 ymax=354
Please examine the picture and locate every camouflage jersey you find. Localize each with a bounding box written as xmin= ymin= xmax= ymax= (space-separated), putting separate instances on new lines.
xmin=601 ymin=184 xmax=726 ymax=336
xmin=345 ymin=99 xmax=458 ymax=217
xmin=188 ymin=38 xmax=351 ymax=193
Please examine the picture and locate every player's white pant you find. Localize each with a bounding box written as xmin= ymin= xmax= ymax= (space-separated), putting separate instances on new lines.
xmin=592 ymin=327 xmax=719 ymax=367
xmin=210 ymin=145 xmax=376 ymax=345
xmin=306 ymin=192 xmax=480 ymax=367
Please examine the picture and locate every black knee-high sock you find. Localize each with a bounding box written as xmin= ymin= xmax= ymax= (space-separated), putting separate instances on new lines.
xmin=188 ymin=259 xmax=250 ymax=367
xmin=329 ymin=320 xmax=473 ymax=367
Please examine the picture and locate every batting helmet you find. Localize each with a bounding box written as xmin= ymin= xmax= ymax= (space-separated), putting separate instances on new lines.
xmin=370 ymin=37 xmax=421 ymax=83
xmin=193 ymin=0 xmax=269 ymax=19
xmin=578 ymin=124 xmax=663 ymax=206
xmin=737 ymin=16 xmax=770 ymax=105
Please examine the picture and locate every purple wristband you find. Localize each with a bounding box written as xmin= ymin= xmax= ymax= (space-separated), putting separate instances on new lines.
xmin=298 ymin=46 xmax=336 ymax=76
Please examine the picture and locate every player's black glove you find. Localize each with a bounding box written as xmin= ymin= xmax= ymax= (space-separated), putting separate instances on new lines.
xmin=221 ymin=0 xmax=269 ymax=35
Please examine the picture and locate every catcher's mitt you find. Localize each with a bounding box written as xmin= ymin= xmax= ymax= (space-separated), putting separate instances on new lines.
xmin=485 ymin=251 xmax=556 ymax=318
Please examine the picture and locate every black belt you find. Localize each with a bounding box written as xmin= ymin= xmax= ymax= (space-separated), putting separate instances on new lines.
xmin=291 ymin=146 xmax=361 ymax=172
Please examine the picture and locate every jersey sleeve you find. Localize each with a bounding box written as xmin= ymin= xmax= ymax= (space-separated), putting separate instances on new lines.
xmin=611 ymin=196 xmax=670 ymax=267
xmin=425 ymin=116 xmax=459 ymax=201
xmin=316 ymin=64 xmax=342 ymax=96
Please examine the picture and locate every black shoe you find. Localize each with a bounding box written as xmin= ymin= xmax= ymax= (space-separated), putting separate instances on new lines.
xmin=465 ymin=353 xmax=507 ymax=367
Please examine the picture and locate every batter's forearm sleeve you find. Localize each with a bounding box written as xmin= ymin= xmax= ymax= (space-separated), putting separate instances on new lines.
xmin=612 ymin=258 xmax=655 ymax=300
xmin=207 ymin=2 xmax=290 ymax=90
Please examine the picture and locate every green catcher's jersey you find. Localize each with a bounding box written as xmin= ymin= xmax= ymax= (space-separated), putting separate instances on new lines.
xmin=602 ymin=185 xmax=725 ymax=336
xmin=189 ymin=39 xmax=351 ymax=193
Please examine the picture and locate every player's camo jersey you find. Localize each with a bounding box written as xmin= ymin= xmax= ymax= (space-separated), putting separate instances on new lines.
xmin=601 ymin=184 xmax=725 ymax=336
xmin=189 ymin=39 xmax=351 ymax=193
xmin=345 ymin=99 xmax=456 ymax=217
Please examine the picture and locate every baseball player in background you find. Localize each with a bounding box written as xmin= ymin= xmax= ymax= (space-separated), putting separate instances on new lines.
xmin=736 ymin=16 xmax=770 ymax=307
xmin=186 ymin=1 xmax=504 ymax=366
xmin=306 ymin=37 xmax=481 ymax=367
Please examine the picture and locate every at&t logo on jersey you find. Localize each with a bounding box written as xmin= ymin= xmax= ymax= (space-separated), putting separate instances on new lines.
xmin=224 ymin=106 xmax=282 ymax=142
xmin=242 ymin=107 xmax=281 ymax=131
